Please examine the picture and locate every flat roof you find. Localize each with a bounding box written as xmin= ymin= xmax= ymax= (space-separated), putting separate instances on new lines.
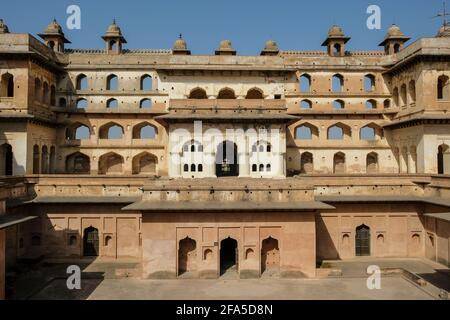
xmin=316 ymin=195 xmax=450 ymax=207
xmin=0 ymin=214 xmax=37 ymax=230
xmin=122 ymin=200 xmax=334 ymax=212
xmin=155 ymin=113 xmax=299 ymax=122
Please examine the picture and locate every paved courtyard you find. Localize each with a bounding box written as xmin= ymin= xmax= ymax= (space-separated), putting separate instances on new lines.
xmin=6 ymin=257 xmax=448 ymax=300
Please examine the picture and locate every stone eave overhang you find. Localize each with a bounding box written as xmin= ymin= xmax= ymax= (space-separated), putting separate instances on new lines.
xmin=26 ymin=196 xmax=140 ymax=205
xmin=0 ymin=214 xmax=38 ymax=230
xmin=121 ymin=200 xmax=334 ymax=212
xmin=316 ymin=195 xmax=450 ymax=208
xmin=0 ymin=50 xmax=65 ymax=72
xmin=382 ymin=114 xmax=450 ymax=129
xmin=0 ymin=114 xmax=58 ymax=127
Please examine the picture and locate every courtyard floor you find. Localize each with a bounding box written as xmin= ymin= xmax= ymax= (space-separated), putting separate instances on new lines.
xmin=6 ymin=257 xmax=449 ymax=300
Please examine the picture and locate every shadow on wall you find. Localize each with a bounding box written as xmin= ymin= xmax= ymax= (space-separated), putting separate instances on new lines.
xmin=315 ymin=215 xmax=340 ymax=264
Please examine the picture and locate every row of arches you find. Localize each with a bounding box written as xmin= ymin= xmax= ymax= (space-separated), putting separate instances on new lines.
xmin=299 ymin=152 xmax=379 ymax=174
xmin=295 ymin=123 xmax=381 ymax=141
xmin=76 ymin=74 xmax=153 ymax=91
xmin=298 ymin=99 xmax=390 ymax=110
xmin=0 ymin=73 xmax=14 ymax=98
xmin=178 ymin=236 xmax=279 ymax=276
xmin=299 ymin=74 xmax=376 ymax=93
xmin=188 ymin=87 xmax=264 ymax=99
xmin=32 ymin=145 xmax=56 ymax=174
xmin=65 ymin=151 xmax=158 ymax=175
xmin=72 ymin=97 xmax=153 ymax=109
xmin=65 ymin=122 xmax=158 ymax=140
xmin=34 ymin=78 xmax=56 ymax=106
xmin=392 ymin=80 xmax=416 ymax=107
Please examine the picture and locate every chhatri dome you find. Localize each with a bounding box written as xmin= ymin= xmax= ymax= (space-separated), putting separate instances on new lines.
xmin=437 ymin=23 xmax=450 ymax=37
xmin=0 ymin=19 xmax=10 ymax=34
xmin=215 ymin=39 xmax=236 ymax=55
xmin=172 ymin=34 xmax=191 ymax=55
xmin=260 ymin=39 xmax=280 ymax=56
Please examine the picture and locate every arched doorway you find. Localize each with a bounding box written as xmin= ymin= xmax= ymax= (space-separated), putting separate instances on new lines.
xmin=178 ymin=237 xmax=197 ymax=276
xmin=83 ymin=226 xmax=99 ymax=256
xmin=355 ymin=225 xmax=371 ymax=256
xmin=216 ymin=141 xmax=239 ymax=177
xmin=220 ymin=237 xmax=238 ymax=276
xmin=261 ymin=237 xmax=280 ymax=275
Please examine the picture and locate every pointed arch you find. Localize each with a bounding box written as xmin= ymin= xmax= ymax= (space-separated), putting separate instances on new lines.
xmin=366 ymin=152 xmax=379 ymax=173
xmin=295 ymin=123 xmax=319 ymax=140
xmin=246 ymin=87 xmax=264 ymax=99
xmin=98 ymin=122 xmax=124 ymax=139
xmin=140 ymin=74 xmax=152 ymax=90
xmin=300 ymin=152 xmax=314 ymax=174
xmin=333 ymin=152 xmax=346 ymax=174
xmin=132 ymin=152 xmax=158 ymax=174
xmin=1 ymin=73 xmax=14 ymax=97
xmin=217 ymin=87 xmax=236 ymax=99
xmin=188 ymin=87 xmax=207 ymax=99
xmin=106 ymin=74 xmax=118 ymax=91
xmin=332 ymin=74 xmax=344 ymax=92
xmin=76 ymin=74 xmax=88 ymax=90
xmin=132 ymin=122 xmax=157 ymax=139
xmin=98 ymin=152 xmax=124 ymax=175
xmin=66 ymin=152 xmax=90 ymax=174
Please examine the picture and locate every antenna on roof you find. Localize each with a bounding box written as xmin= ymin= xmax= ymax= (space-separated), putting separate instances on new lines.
xmin=432 ymin=1 xmax=450 ymax=26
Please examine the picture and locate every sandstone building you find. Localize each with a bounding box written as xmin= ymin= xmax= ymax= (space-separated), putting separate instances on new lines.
xmin=0 ymin=18 xmax=450 ymax=297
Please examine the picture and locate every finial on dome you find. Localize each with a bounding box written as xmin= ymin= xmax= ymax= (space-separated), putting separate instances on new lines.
xmin=215 ymin=39 xmax=236 ymax=56
xmin=0 ymin=19 xmax=10 ymax=34
xmin=173 ymin=34 xmax=190 ymax=55
xmin=261 ymin=39 xmax=279 ymax=56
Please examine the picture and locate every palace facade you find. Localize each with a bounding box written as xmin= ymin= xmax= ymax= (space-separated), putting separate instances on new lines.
xmin=1 ymin=18 xmax=450 ymax=297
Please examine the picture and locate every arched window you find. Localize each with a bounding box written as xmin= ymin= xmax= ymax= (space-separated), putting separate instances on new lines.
xmin=266 ymin=164 xmax=271 ymax=172
xmin=332 ymin=74 xmax=344 ymax=93
xmin=140 ymin=98 xmax=152 ymax=109
xmin=0 ymin=73 xmax=14 ymax=97
xmin=41 ymin=145 xmax=49 ymax=174
xmin=76 ymin=98 xmax=88 ymax=109
xmin=50 ymin=85 xmax=56 ymax=106
xmin=246 ymin=88 xmax=264 ymax=99
xmin=360 ymin=126 xmax=376 ymax=140
xmin=190 ymin=164 xmax=196 ymax=172
xmin=299 ymin=74 xmax=311 ymax=92
xmin=296 ymin=126 xmax=312 ymax=140
xmin=34 ymin=78 xmax=41 ymax=101
xmin=106 ymin=74 xmax=118 ymax=91
xmin=438 ymin=75 xmax=449 ymax=100
xmin=364 ymin=74 xmax=375 ymax=92
xmin=184 ymin=164 xmax=189 ymax=172
xmin=198 ymin=164 xmax=203 ymax=172
xmin=252 ymin=164 xmax=257 ymax=172
xmin=383 ymin=99 xmax=391 ymax=109
xmin=133 ymin=123 xmax=157 ymax=139
xmin=438 ymin=144 xmax=449 ymax=174
xmin=409 ymin=80 xmax=416 ymax=103
xmin=33 ymin=144 xmax=40 ymax=174
xmin=300 ymin=99 xmax=312 ymax=109
xmin=366 ymin=152 xmax=379 ymax=173
xmin=66 ymin=152 xmax=90 ymax=174
xmin=400 ymin=84 xmax=407 ymax=106
xmin=300 ymin=152 xmax=314 ymax=174
xmin=98 ymin=152 xmax=124 ymax=174
xmin=217 ymin=88 xmax=235 ymax=99
xmin=333 ymin=152 xmax=346 ymax=174
xmin=99 ymin=123 xmax=124 ymax=139
xmin=328 ymin=126 xmax=344 ymax=140
xmin=140 ymin=75 xmax=152 ymax=90
xmin=393 ymin=87 xmax=399 ymax=107
xmin=332 ymin=99 xmax=345 ymax=109
xmin=393 ymin=43 xmax=401 ymax=53
xmin=332 ymin=43 xmax=341 ymax=56
xmin=132 ymin=152 xmax=157 ymax=174
xmin=356 ymin=225 xmax=371 ymax=256
xmin=43 ymin=82 xmax=49 ymax=104
xmin=365 ymin=99 xmax=377 ymax=109
xmin=106 ymin=98 xmax=119 ymax=109
xmin=66 ymin=123 xmax=90 ymax=140
xmin=189 ymin=88 xmax=207 ymax=99
xmin=76 ymin=74 xmax=88 ymax=90
xmin=259 ymin=164 xmax=264 ymax=172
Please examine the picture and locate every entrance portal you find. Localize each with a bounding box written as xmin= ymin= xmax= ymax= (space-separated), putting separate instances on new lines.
xmin=220 ymin=237 xmax=238 ymax=276
xmin=355 ymin=225 xmax=371 ymax=256
xmin=83 ymin=226 xmax=99 ymax=256
xmin=216 ymin=141 xmax=239 ymax=177
xmin=261 ymin=237 xmax=280 ymax=275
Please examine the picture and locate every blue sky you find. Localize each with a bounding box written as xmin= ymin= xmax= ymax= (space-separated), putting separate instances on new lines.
xmin=1 ymin=0 xmax=446 ymax=54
